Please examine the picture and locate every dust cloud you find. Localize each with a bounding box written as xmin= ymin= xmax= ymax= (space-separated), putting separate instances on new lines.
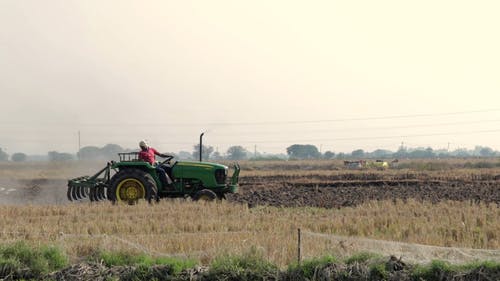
xmin=0 ymin=161 xmax=105 ymax=205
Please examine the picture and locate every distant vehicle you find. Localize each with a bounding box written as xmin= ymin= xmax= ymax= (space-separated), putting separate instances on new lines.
xmin=344 ymin=159 xmax=391 ymax=170
xmin=367 ymin=159 xmax=389 ymax=170
xmin=344 ymin=160 xmax=366 ymax=169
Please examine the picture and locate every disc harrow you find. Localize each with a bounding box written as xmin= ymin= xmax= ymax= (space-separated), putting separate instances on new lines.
xmin=67 ymin=164 xmax=112 ymax=202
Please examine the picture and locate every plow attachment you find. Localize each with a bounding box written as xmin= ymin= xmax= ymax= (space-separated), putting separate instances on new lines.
xmin=67 ymin=164 xmax=112 ymax=202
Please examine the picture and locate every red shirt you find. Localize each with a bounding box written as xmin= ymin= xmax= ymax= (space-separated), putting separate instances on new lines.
xmin=138 ymin=147 xmax=160 ymax=164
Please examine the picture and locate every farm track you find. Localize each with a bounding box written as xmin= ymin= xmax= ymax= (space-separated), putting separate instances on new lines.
xmin=227 ymin=175 xmax=500 ymax=208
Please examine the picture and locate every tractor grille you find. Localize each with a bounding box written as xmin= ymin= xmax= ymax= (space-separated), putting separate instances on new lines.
xmin=214 ymin=169 xmax=227 ymax=184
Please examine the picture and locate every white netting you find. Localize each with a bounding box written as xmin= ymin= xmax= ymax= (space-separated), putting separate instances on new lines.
xmin=302 ymin=231 xmax=500 ymax=264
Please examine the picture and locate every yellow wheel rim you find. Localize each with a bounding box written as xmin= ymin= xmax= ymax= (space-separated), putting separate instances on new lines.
xmin=116 ymin=178 xmax=146 ymax=203
xmin=200 ymin=195 xmax=212 ymax=201
xmin=198 ymin=194 xmax=214 ymax=201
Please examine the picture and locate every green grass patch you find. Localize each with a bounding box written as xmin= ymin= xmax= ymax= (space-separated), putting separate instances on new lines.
xmin=89 ymin=250 xmax=197 ymax=274
xmin=0 ymin=241 xmax=68 ymax=279
xmin=344 ymin=251 xmax=381 ymax=265
xmin=368 ymin=263 xmax=389 ymax=280
xmin=0 ymin=242 xmax=499 ymax=280
xmin=412 ymin=259 xmax=500 ymax=281
xmin=205 ymin=246 xmax=279 ymax=280
xmin=286 ymin=255 xmax=337 ymax=279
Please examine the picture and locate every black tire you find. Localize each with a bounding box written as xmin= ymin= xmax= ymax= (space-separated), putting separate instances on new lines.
xmin=109 ymin=169 xmax=157 ymax=204
xmin=193 ymin=189 xmax=217 ymax=201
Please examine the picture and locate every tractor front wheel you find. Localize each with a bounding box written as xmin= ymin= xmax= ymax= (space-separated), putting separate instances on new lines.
xmin=109 ymin=169 xmax=157 ymax=204
xmin=193 ymin=189 xmax=217 ymax=201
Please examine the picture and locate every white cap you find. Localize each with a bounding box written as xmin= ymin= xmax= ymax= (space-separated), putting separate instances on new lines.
xmin=139 ymin=140 xmax=148 ymax=148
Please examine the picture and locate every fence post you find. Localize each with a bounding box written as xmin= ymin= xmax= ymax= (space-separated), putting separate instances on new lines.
xmin=298 ymin=228 xmax=301 ymax=265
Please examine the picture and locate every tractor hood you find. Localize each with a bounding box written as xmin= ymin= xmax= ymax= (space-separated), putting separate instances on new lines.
xmin=172 ymin=161 xmax=240 ymax=192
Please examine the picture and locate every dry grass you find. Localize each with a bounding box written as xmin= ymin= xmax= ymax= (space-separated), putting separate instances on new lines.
xmin=0 ymin=199 xmax=498 ymax=266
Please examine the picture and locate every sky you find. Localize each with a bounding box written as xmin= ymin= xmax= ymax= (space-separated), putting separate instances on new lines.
xmin=1 ymin=0 xmax=499 ymax=156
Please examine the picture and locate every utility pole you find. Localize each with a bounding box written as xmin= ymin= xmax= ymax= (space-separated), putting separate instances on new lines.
xmin=254 ymin=145 xmax=257 ymax=158
xmin=78 ymin=130 xmax=81 ymax=160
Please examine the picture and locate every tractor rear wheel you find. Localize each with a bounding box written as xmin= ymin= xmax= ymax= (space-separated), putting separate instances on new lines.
xmin=109 ymin=169 xmax=157 ymax=204
xmin=193 ymin=189 xmax=217 ymax=201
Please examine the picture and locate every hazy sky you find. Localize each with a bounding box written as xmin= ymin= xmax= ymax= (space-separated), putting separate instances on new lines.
xmin=1 ymin=0 xmax=499 ymax=155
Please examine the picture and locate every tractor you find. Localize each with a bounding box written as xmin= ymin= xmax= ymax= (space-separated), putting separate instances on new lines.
xmin=67 ymin=152 xmax=240 ymax=204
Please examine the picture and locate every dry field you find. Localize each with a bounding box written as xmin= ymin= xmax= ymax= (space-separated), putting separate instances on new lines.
xmin=0 ymin=158 xmax=499 ymax=266
xmin=0 ymin=199 xmax=499 ymax=267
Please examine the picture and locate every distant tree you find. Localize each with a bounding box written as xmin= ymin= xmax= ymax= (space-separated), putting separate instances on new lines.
xmin=192 ymin=144 xmax=214 ymax=161
xmin=434 ymin=149 xmax=449 ymax=158
xmin=0 ymin=148 xmax=8 ymax=161
xmin=425 ymin=147 xmax=435 ymax=158
xmin=323 ymin=151 xmax=335 ymax=159
xmin=78 ymin=146 xmax=101 ymax=160
xmin=226 ymin=146 xmax=248 ymax=160
xmin=11 ymin=152 xmax=27 ymax=162
xmin=452 ymin=148 xmax=470 ymax=158
xmin=76 ymin=144 xmax=126 ymax=160
xmin=370 ymin=149 xmax=393 ymax=159
xmin=409 ymin=147 xmax=435 ymax=158
xmin=211 ymin=151 xmax=223 ymax=160
xmin=336 ymin=152 xmax=346 ymax=159
xmin=177 ymin=151 xmax=193 ymax=160
xmin=437 ymin=152 xmax=450 ymax=158
xmin=101 ymin=143 xmax=124 ymax=157
xmin=394 ymin=146 xmax=409 ymax=158
xmin=286 ymin=144 xmax=321 ymax=159
xmin=48 ymin=151 xmax=73 ymax=161
xmin=351 ymin=149 xmax=365 ymax=158
xmin=479 ymin=146 xmax=495 ymax=157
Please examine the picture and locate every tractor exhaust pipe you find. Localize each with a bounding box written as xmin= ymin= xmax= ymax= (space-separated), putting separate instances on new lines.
xmin=199 ymin=132 xmax=205 ymax=162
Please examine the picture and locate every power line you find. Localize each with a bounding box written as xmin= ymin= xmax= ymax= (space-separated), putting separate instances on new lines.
xmin=189 ymin=128 xmax=500 ymax=144
xmin=3 ymin=128 xmax=500 ymax=145
xmin=158 ymin=118 xmax=500 ymax=137
xmin=0 ymin=108 xmax=499 ymax=127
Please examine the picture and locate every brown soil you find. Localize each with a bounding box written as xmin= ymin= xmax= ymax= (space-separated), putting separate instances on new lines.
xmin=227 ymin=175 xmax=500 ymax=208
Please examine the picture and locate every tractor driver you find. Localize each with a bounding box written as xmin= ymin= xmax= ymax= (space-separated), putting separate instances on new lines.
xmin=138 ymin=140 xmax=173 ymax=187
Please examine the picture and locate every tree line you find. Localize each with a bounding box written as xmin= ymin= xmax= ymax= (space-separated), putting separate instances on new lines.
xmin=0 ymin=143 xmax=498 ymax=162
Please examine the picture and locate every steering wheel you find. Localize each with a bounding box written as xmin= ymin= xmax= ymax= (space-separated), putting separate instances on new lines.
xmin=160 ymin=155 xmax=174 ymax=165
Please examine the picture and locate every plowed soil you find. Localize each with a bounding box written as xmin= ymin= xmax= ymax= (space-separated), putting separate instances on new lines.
xmin=227 ymin=175 xmax=500 ymax=208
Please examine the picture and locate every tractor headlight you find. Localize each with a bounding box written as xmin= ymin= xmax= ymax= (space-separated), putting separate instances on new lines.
xmin=214 ymin=168 xmax=227 ymax=184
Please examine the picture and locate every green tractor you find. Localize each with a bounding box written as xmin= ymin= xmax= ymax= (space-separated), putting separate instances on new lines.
xmin=67 ymin=152 xmax=240 ymax=204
